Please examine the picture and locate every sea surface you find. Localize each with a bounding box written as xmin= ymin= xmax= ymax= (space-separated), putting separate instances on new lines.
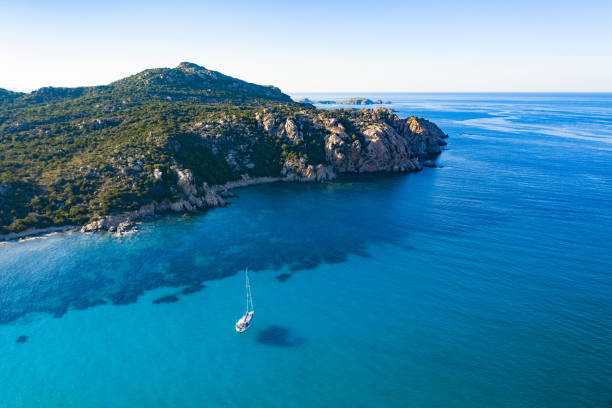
xmin=1 ymin=93 xmax=611 ymax=407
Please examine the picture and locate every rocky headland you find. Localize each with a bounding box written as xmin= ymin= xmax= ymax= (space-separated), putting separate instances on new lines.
xmin=78 ymin=107 xmax=446 ymax=234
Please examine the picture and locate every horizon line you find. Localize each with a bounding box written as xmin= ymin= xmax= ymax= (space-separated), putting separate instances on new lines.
xmin=4 ymin=85 xmax=612 ymax=95
xmin=286 ymin=91 xmax=612 ymax=94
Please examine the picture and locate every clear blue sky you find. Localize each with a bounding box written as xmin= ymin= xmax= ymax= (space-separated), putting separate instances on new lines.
xmin=2 ymin=0 xmax=611 ymax=92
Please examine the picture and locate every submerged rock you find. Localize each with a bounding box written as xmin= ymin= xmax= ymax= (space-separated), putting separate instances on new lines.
xmin=181 ymin=284 xmax=205 ymax=295
xmin=275 ymin=273 xmax=292 ymax=282
xmin=152 ymin=295 xmax=179 ymax=304
xmin=16 ymin=335 xmax=28 ymax=343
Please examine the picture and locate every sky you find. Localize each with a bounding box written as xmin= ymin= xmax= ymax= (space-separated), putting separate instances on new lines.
xmin=1 ymin=0 xmax=611 ymax=93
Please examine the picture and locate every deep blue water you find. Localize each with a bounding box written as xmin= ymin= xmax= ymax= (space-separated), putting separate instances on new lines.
xmin=1 ymin=93 xmax=611 ymax=407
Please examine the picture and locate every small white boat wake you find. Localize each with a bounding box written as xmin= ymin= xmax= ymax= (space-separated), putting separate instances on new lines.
xmin=235 ymin=269 xmax=254 ymax=333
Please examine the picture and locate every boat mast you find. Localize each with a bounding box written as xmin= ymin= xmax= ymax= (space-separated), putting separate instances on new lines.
xmin=248 ymin=277 xmax=254 ymax=313
xmin=245 ymin=269 xmax=250 ymax=314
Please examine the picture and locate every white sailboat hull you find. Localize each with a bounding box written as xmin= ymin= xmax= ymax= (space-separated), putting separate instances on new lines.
xmin=235 ymin=311 xmax=254 ymax=333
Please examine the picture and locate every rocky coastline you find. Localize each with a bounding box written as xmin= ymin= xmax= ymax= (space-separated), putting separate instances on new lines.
xmin=0 ymin=174 xmax=325 ymax=241
xmin=1 ymin=106 xmax=447 ymax=241
xmin=0 ymin=63 xmax=447 ymax=241
xmin=0 ymin=176 xmax=281 ymax=241
xmin=79 ymin=175 xmax=286 ymax=235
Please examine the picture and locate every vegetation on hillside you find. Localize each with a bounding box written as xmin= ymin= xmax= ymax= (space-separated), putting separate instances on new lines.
xmin=0 ymin=62 xmax=445 ymax=235
xmin=0 ymin=63 xmax=334 ymax=234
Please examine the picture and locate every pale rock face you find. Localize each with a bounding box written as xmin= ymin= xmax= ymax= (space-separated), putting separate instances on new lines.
xmin=202 ymin=183 xmax=224 ymax=207
xmin=313 ymin=164 xmax=336 ymax=181
xmin=176 ymin=169 xmax=196 ymax=197
xmin=284 ymin=118 xmax=302 ymax=141
xmin=256 ymin=110 xmax=278 ymax=133
xmin=78 ymin=118 xmax=116 ymax=131
xmin=325 ymin=133 xmax=350 ymax=169
xmin=81 ymin=167 xmax=227 ymax=234
xmin=281 ymin=156 xmax=336 ymax=182
xmin=254 ymin=108 xmax=444 ymax=172
xmin=177 ymin=170 xmax=226 ymax=210
xmin=318 ymin=109 xmax=446 ymax=173
xmin=170 ymin=201 xmax=188 ymax=212
xmin=361 ymin=123 xmax=410 ymax=172
xmin=256 ymin=107 xmax=446 ymax=174
xmin=81 ymin=213 xmax=135 ymax=234
xmin=153 ymin=168 xmax=163 ymax=181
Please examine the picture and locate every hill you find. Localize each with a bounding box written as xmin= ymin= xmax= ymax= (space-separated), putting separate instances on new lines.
xmin=0 ymin=62 xmax=447 ymax=237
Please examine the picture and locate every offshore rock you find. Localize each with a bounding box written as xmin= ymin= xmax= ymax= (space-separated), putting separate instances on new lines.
xmin=298 ymin=97 xmax=392 ymax=105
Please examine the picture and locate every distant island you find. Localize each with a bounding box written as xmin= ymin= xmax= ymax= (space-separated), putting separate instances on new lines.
xmin=297 ymin=97 xmax=392 ymax=105
xmin=0 ymin=62 xmax=447 ymax=239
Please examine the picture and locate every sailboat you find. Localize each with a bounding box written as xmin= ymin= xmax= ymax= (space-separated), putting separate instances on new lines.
xmin=235 ymin=269 xmax=254 ymax=333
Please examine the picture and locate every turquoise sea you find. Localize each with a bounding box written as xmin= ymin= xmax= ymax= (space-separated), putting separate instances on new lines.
xmin=1 ymin=93 xmax=611 ymax=407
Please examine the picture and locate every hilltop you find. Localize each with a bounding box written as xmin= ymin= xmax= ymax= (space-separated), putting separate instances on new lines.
xmin=0 ymin=62 xmax=447 ymax=238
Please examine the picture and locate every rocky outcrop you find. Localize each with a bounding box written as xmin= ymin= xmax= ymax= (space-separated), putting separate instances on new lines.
xmin=81 ymin=169 xmax=322 ymax=234
xmin=257 ymin=107 xmax=445 ymax=175
xmin=81 ymin=170 xmax=227 ymax=234
xmin=281 ymin=158 xmax=337 ymax=182
xmin=78 ymin=118 xmax=119 ymax=131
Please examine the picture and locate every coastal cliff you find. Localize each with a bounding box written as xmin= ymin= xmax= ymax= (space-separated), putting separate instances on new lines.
xmin=0 ymin=62 xmax=447 ymax=238
xmin=79 ymin=107 xmax=446 ymax=234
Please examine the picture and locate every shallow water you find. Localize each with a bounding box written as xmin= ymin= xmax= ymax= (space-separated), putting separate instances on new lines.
xmin=1 ymin=93 xmax=611 ymax=407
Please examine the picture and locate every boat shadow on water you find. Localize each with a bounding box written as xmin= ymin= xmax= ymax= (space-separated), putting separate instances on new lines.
xmin=256 ymin=325 xmax=305 ymax=348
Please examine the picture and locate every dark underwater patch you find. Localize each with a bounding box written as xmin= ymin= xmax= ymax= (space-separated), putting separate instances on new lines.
xmin=0 ymin=179 xmax=429 ymax=324
xmin=322 ymin=251 xmax=347 ymax=264
xmin=73 ymin=298 xmax=108 ymax=311
xmin=257 ymin=325 xmax=305 ymax=347
xmin=16 ymin=335 xmax=28 ymax=343
xmin=289 ymin=255 xmax=319 ymax=271
xmin=275 ymin=273 xmax=292 ymax=282
xmin=73 ymin=298 xmax=93 ymax=310
xmin=152 ymin=295 xmax=179 ymax=304
xmin=111 ymin=290 xmax=140 ymax=306
xmin=181 ymin=284 xmax=205 ymax=295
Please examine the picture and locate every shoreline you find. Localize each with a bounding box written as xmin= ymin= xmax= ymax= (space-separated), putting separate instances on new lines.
xmin=0 ymin=163 xmax=436 ymax=243
xmin=0 ymin=225 xmax=80 ymax=243
xmin=0 ymin=176 xmax=287 ymax=243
